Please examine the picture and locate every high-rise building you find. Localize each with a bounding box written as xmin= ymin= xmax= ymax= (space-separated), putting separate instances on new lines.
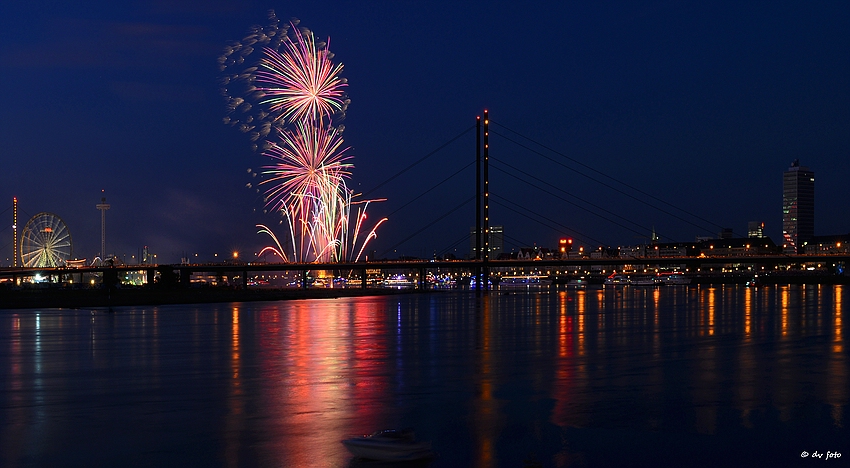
xmin=782 ymin=160 xmax=814 ymax=254
xmin=469 ymin=225 xmax=503 ymax=259
xmin=748 ymin=221 xmax=764 ymax=238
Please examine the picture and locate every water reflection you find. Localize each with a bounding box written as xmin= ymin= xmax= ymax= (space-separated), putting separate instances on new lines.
xmin=835 ymin=285 xmax=844 ymax=354
xmin=225 ymin=307 xmax=242 ymax=468
xmin=577 ymin=290 xmax=585 ymax=357
xmin=0 ymin=285 xmax=847 ymax=467
xmin=738 ymin=286 xmax=756 ymax=428
xmin=2 ymin=316 xmax=23 ymax=466
xmin=474 ymin=297 xmax=497 ymax=468
xmin=830 ymin=285 xmax=845 ymax=427
xmin=744 ymin=286 xmax=752 ymax=337
xmin=781 ymin=286 xmax=790 ymax=338
xmin=693 ymin=291 xmax=719 ymax=434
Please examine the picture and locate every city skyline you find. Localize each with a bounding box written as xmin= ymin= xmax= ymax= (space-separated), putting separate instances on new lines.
xmin=2 ymin=1 xmax=849 ymax=264
xmin=5 ymin=149 xmax=844 ymax=265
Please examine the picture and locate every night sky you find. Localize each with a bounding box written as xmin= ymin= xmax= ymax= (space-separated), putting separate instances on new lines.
xmin=1 ymin=1 xmax=848 ymax=264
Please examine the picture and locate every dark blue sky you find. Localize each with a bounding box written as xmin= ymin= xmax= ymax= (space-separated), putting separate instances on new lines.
xmin=1 ymin=1 xmax=848 ymax=264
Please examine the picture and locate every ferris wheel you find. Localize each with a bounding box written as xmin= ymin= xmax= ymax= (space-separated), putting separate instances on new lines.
xmin=20 ymin=212 xmax=73 ymax=268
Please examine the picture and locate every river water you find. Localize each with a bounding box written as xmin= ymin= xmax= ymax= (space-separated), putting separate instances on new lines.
xmin=1 ymin=285 xmax=847 ymax=467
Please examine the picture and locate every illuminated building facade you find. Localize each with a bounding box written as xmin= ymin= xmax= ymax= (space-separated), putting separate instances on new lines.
xmin=748 ymin=221 xmax=765 ymax=238
xmin=803 ymin=234 xmax=850 ymax=255
xmin=469 ymin=225 xmax=503 ymax=259
xmin=782 ymin=160 xmax=814 ymax=254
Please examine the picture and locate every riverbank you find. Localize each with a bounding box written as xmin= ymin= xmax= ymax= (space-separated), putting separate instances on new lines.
xmin=3 ymin=272 xmax=847 ymax=309
xmin=0 ymin=286 xmax=424 ymax=310
xmin=554 ymin=272 xmax=849 ymax=285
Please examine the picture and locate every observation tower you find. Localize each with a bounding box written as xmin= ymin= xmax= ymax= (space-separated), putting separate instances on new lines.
xmin=96 ymin=193 xmax=110 ymax=259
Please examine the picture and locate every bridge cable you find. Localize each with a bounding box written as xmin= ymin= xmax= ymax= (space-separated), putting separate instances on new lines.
xmin=380 ymin=195 xmax=475 ymax=258
xmin=385 ymin=160 xmax=474 ymax=218
xmin=18 ymin=207 xmax=35 ymax=223
xmin=490 ymin=157 xmax=656 ymax=239
xmin=501 ymin=232 xmax=542 ymax=254
xmin=491 ymin=129 xmax=721 ymax=237
xmin=490 ymin=194 xmax=604 ymax=246
xmin=363 ymin=125 xmax=475 ymax=198
xmin=372 ymin=158 xmax=472 ymax=257
xmin=490 ymin=194 xmax=607 ymax=246
xmin=492 ymin=121 xmax=729 ymax=231
xmin=491 ymin=124 xmax=736 ymax=237
xmin=492 ymin=205 xmax=599 ymax=250
xmin=435 ymin=232 xmax=472 ymax=258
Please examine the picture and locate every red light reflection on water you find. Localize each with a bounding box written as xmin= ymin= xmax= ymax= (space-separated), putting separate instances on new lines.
xmin=351 ymin=300 xmax=389 ymax=431
xmin=247 ymin=299 xmax=390 ymax=466
xmin=552 ymin=292 xmax=577 ymax=429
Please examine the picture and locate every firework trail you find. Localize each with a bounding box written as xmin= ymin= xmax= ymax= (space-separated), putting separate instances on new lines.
xmin=261 ymin=122 xmax=352 ymax=262
xmin=260 ymin=121 xmax=351 ymax=215
xmin=223 ymin=11 xmax=383 ymax=263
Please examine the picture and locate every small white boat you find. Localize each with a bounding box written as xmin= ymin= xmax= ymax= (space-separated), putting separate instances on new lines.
xmin=604 ymin=274 xmax=629 ymax=285
xmin=630 ymin=275 xmax=661 ymax=286
xmin=499 ymin=275 xmax=552 ymax=288
xmin=342 ymin=429 xmax=433 ymax=462
xmin=382 ymin=275 xmax=415 ymax=288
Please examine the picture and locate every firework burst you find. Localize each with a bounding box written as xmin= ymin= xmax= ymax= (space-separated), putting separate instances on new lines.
xmin=260 ymin=121 xmax=351 ymax=214
xmin=220 ymin=12 xmax=349 ymax=137
xmin=254 ymin=29 xmax=349 ymax=125
xmin=260 ymin=122 xmax=353 ymax=261
xmin=223 ymin=11 xmax=384 ymax=263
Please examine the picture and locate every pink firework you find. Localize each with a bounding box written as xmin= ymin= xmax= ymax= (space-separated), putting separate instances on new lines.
xmin=260 ymin=122 xmax=354 ymax=262
xmin=260 ymin=121 xmax=352 ymax=212
xmin=254 ymin=24 xmax=348 ymax=126
xmin=223 ymin=13 xmax=383 ymax=263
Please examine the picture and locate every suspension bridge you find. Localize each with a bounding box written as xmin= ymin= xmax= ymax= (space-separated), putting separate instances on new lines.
xmin=1 ymin=111 xmax=848 ymax=291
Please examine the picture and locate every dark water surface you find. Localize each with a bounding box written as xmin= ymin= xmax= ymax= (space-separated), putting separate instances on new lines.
xmin=1 ymin=285 xmax=847 ymax=467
